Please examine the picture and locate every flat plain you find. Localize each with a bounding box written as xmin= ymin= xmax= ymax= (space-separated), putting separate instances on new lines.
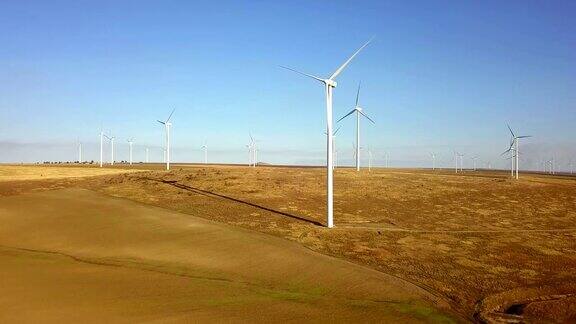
xmin=1 ymin=164 xmax=575 ymax=322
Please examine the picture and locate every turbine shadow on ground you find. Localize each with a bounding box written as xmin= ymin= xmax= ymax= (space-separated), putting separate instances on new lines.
xmin=148 ymin=178 xmax=324 ymax=227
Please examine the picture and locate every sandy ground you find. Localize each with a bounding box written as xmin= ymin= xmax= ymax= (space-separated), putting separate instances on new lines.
xmin=0 ymin=187 xmax=456 ymax=323
xmin=1 ymin=164 xmax=575 ymax=322
xmin=0 ymin=164 xmax=138 ymax=181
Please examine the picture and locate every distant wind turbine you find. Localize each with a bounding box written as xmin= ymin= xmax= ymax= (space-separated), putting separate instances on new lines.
xmin=384 ymin=151 xmax=389 ymax=168
xmin=324 ymin=126 xmax=342 ymax=170
xmin=201 ymin=140 xmax=208 ymax=164
xmin=281 ymin=38 xmax=372 ymax=228
xmin=145 ymin=147 xmax=149 ymax=163
xmin=245 ymin=141 xmax=253 ymax=167
xmin=504 ymin=124 xmax=532 ymax=179
xmin=430 ymin=152 xmax=436 ymax=170
xmin=127 ymin=138 xmax=134 ymax=165
xmin=104 ymin=134 xmax=115 ymax=165
xmin=157 ymin=108 xmax=175 ymax=171
xmin=471 ymin=156 xmax=478 ymax=171
xmin=77 ymin=139 xmax=82 ymax=163
xmin=368 ymin=147 xmax=373 ymax=172
xmin=337 ymin=81 xmax=375 ymax=171
xmin=99 ymin=128 xmax=105 ymax=168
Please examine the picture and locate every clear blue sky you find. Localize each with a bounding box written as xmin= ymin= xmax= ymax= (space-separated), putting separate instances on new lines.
xmin=1 ymin=0 xmax=575 ymax=169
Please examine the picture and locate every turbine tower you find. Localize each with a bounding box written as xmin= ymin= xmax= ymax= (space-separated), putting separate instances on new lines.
xmin=337 ymin=81 xmax=375 ymax=171
xmin=157 ymin=108 xmax=175 ymax=171
xmin=430 ymin=152 xmax=436 ymax=170
xmin=99 ymin=129 xmax=105 ymax=168
xmin=383 ymin=151 xmax=389 ymax=168
xmin=145 ymin=147 xmax=149 ymax=163
xmin=368 ymin=147 xmax=373 ymax=172
xmin=77 ymin=139 xmax=82 ymax=163
xmin=127 ymin=138 xmax=134 ymax=165
xmin=281 ymin=38 xmax=372 ymax=228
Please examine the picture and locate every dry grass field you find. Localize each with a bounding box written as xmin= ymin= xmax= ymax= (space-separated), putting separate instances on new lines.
xmin=1 ymin=164 xmax=575 ymax=322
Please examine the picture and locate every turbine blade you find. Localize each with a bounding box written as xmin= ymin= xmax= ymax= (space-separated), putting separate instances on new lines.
xmin=157 ymin=120 xmax=166 ymax=125
xmin=166 ymin=108 xmax=175 ymax=122
xmin=329 ymin=37 xmax=373 ymax=80
xmin=279 ymin=65 xmax=324 ymax=83
xmin=336 ymin=109 xmax=357 ymax=123
xmin=333 ymin=125 xmax=342 ymax=135
xmin=355 ymin=81 xmax=361 ymax=107
xmin=359 ymin=110 xmax=375 ymax=124
xmin=506 ymin=124 xmax=515 ymax=137
xmin=517 ymin=135 xmax=532 ymax=138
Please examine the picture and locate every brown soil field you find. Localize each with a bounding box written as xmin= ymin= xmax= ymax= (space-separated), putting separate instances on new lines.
xmin=1 ymin=164 xmax=575 ymax=322
xmin=0 ymin=165 xmax=457 ymax=323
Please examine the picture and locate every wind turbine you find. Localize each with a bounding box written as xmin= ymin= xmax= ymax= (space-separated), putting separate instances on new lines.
xmin=157 ymin=108 xmax=175 ymax=171
xmin=454 ymin=151 xmax=464 ymax=172
xmin=505 ymin=124 xmax=532 ymax=179
xmin=430 ymin=152 xmax=436 ymax=170
xmin=502 ymin=144 xmax=516 ymax=177
xmin=99 ymin=129 xmax=105 ymax=168
xmin=471 ymin=156 xmax=478 ymax=171
xmin=77 ymin=139 xmax=82 ymax=163
xmin=246 ymin=143 xmax=253 ymax=167
xmin=103 ymin=134 xmax=115 ymax=165
xmin=352 ymin=142 xmax=363 ymax=166
xmin=127 ymin=138 xmax=134 ymax=165
xmin=145 ymin=147 xmax=149 ymax=163
xmin=201 ymin=140 xmax=208 ymax=164
xmin=324 ymin=125 xmax=342 ymax=170
xmin=368 ymin=147 xmax=373 ymax=172
xmin=250 ymin=133 xmax=260 ymax=167
xmin=281 ymin=38 xmax=372 ymax=228
xmin=337 ymin=81 xmax=375 ymax=171
xmin=384 ymin=151 xmax=389 ymax=168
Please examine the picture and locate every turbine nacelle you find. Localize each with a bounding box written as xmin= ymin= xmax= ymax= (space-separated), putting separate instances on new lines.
xmin=325 ymin=79 xmax=337 ymax=88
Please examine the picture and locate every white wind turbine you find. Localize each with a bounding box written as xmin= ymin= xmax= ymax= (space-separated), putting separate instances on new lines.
xmin=77 ymin=138 xmax=82 ymax=163
xmin=246 ymin=142 xmax=253 ymax=167
xmin=471 ymin=156 xmax=478 ymax=171
xmin=352 ymin=142 xmax=363 ymax=166
xmin=368 ymin=147 xmax=373 ymax=172
xmin=454 ymin=151 xmax=464 ymax=173
xmin=504 ymin=124 xmax=532 ymax=179
xmin=99 ymin=129 xmax=105 ymax=167
xmin=103 ymin=134 xmax=115 ymax=165
xmin=324 ymin=125 xmax=342 ymax=170
xmin=384 ymin=151 xmax=390 ymax=168
xmin=430 ymin=152 xmax=436 ymax=170
xmin=127 ymin=138 xmax=134 ymax=165
xmin=281 ymin=38 xmax=372 ymax=228
xmin=111 ymin=136 xmax=115 ymax=165
xmin=337 ymin=81 xmax=375 ymax=171
xmin=249 ymin=133 xmax=259 ymax=167
xmin=145 ymin=147 xmax=149 ymax=163
xmin=157 ymin=108 xmax=175 ymax=171
xmin=201 ymin=140 xmax=208 ymax=164
xmin=453 ymin=151 xmax=459 ymax=173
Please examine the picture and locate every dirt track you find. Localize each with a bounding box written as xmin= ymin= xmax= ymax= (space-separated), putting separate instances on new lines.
xmin=0 ymin=187 xmax=456 ymax=323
